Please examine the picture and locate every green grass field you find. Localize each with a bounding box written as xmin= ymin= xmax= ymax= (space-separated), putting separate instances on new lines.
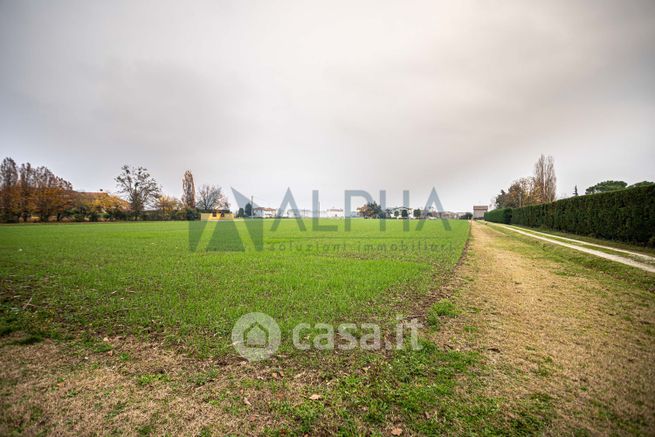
xmin=0 ymin=219 xmax=469 ymax=357
xmin=7 ymin=220 xmax=648 ymax=435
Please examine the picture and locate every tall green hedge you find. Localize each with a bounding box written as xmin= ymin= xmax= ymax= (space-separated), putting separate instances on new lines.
xmin=484 ymin=185 xmax=655 ymax=245
xmin=483 ymin=208 xmax=512 ymax=224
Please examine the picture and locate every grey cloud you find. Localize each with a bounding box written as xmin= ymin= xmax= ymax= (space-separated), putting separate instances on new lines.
xmin=1 ymin=0 xmax=654 ymax=210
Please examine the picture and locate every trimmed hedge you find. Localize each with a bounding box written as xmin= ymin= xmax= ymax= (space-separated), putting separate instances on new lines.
xmin=483 ymin=208 xmax=512 ymax=224
xmin=484 ymin=185 xmax=655 ymax=245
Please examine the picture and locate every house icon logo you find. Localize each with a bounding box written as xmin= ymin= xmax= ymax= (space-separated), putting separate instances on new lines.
xmin=244 ymin=322 xmax=269 ymax=347
xmin=231 ymin=312 xmax=281 ymax=361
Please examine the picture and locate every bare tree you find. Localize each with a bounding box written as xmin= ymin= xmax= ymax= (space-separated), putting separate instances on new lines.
xmin=114 ymin=165 xmax=161 ymax=219
xmin=516 ymin=177 xmax=537 ymax=207
xmin=196 ymin=184 xmax=227 ymax=212
xmin=532 ymin=154 xmax=557 ymax=203
xmin=181 ymin=170 xmax=195 ymax=209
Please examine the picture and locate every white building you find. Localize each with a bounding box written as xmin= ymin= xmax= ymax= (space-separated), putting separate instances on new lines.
xmin=473 ymin=205 xmax=488 ymax=220
xmin=389 ymin=206 xmax=414 ymax=218
xmin=283 ymin=208 xmax=344 ymax=218
xmin=284 ymin=209 xmax=311 ymax=218
xmin=252 ymin=207 xmax=277 ymax=218
xmin=322 ymin=208 xmax=344 ymax=218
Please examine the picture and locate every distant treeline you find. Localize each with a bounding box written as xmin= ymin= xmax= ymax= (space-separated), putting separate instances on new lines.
xmin=0 ymin=157 xmax=128 ymax=223
xmin=485 ymin=185 xmax=655 ymax=245
xmin=0 ymin=157 xmax=221 ymax=223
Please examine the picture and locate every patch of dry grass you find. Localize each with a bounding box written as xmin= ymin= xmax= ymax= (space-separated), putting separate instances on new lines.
xmin=0 ymin=334 xmax=320 ymax=435
xmin=437 ymin=222 xmax=655 ymax=435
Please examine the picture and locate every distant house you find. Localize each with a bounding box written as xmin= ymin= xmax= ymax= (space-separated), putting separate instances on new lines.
xmin=473 ymin=205 xmax=488 ymax=220
xmin=323 ymin=208 xmax=344 ymax=218
xmin=200 ymin=209 xmax=234 ymax=221
xmin=389 ymin=206 xmax=413 ymax=218
xmin=252 ymin=207 xmax=277 ymax=218
xmin=76 ymin=191 xmax=129 ymax=210
xmin=284 ymin=208 xmax=306 ymax=218
xmin=284 ymin=209 xmax=301 ymax=218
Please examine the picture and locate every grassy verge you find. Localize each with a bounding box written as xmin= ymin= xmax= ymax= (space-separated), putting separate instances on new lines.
xmin=506 ymin=225 xmax=655 ymax=268
xmin=508 ymin=224 xmax=655 ymax=256
xmin=471 ymin=223 xmax=655 ymax=434
xmin=486 ymin=223 xmax=655 ymax=291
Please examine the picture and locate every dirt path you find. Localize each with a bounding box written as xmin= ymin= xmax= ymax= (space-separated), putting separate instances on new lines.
xmin=492 ymin=223 xmax=655 ymax=273
xmin=440 ymin=222 xmax=655 ymax=434
xmin=500 ymin=225 xmax=655 ymax=261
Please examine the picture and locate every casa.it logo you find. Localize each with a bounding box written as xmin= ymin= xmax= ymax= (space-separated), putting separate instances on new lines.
xmin=231 ymin=312 xmax=281 ymax=362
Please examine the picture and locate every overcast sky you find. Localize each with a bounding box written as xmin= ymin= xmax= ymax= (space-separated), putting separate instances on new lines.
xmin=1 ymin=0 xmax=654 ymax=211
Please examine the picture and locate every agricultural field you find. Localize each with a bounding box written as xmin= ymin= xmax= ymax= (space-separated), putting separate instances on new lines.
xmin=2 ymin=219 xmax=504 ymax=435
xmin=0 ymin=219 xmax=469 ymax=357
xmin=2 ymin=219 xmax=654 ymax=435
